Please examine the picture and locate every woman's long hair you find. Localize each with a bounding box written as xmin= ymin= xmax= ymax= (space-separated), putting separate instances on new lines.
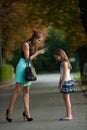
xmin=26 ymin=30 xmax=43 ymax=43
xmin=25 ymin=30 xmax=43 ymax=52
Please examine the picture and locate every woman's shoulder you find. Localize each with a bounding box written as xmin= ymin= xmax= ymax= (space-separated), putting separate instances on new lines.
xmin=23 ymin=41 xmax=30 ymax=47
xmin=22 ymin=42 xmax=30 ymax=51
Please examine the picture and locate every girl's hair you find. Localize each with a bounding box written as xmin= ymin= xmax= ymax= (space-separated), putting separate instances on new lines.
xmin=54 ymin=48 xmax=72 ymax=69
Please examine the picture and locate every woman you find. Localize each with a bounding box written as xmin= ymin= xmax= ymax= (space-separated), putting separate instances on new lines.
xmin=54 ymin=49 xmax=75 ymax=121
xmin=5 ymin=30 xmax=46 ymax=122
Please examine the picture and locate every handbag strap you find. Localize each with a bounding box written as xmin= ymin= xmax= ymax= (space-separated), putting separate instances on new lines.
xmin=27 ymin=59 xmax=30 ymax=67
xmin=27 ymin=42 xmax=31 ymax=67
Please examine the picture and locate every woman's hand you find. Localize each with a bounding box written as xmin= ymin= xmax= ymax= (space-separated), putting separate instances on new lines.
xmin=37 ymin=49 xmax=46 ymax=55
xmin=30 ymin=48 xmax=46 ymax=60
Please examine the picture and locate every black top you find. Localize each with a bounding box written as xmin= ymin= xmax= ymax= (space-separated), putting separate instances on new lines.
xmin=21 ymin=41 xmax=35 ymax=59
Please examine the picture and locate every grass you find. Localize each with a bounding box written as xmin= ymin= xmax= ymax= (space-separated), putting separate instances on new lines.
xmin=74 ymin=72 xmax=81 ymax=79
xmin=74 ymin=72 xmax=87 ymax=91
xmin=82 ymin=85 xmax=87 ymax=91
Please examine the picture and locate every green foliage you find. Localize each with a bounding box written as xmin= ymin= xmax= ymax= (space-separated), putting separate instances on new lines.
xmin=33 ymin=28 xmax=79 ymax=72
xmin=75 ymin=72 xmax=81 ymax=79
xmin=7 ymin=28 xmax=80 ymax=73
xmin=6 ymin=49 xmax=21 ymax=69
xmin=0 ymin=64 xmax=14 ymax=82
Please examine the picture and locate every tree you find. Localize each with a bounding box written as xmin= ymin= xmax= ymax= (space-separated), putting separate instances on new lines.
xmin=0 ymin=0 xmax=48 ymax=63
xmin=77 ymin=0 xmax=87 ymax=77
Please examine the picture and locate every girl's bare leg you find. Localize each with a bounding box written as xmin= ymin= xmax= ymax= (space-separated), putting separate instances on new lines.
xmin=63 ymin=93 xmax=72 ymax=119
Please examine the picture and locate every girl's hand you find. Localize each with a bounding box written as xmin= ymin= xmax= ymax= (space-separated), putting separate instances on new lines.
xmin=58 ymin=84 xmax=62 ymax=91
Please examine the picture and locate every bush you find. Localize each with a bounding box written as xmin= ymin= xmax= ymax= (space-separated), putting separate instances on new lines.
xmin=0 ymin=64 xmax=14 ymax=82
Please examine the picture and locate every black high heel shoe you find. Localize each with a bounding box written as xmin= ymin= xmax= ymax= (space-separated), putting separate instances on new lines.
xmin=5 ymin=109 xmax=12 ymax=123
xmin=23 ymin=112 xmax=33 ymax=121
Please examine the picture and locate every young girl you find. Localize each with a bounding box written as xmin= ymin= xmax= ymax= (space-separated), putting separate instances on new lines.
xmin=54 ymin=49 xmax=75 ymax=121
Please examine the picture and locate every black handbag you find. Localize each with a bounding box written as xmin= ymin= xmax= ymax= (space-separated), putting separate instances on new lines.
xmin=25 ymin=61 xmax=37 ymax=81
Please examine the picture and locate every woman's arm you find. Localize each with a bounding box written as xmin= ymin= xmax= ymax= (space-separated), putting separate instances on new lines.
xmin=22 ymin=42 xmax=29 ymax=60
xmin=30 ymin=49 xmax=45 ymax=60
xmin=22 ymin=42 xmax=45 ymax=61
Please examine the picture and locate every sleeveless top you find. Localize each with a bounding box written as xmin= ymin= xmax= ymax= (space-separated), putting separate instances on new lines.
xmin=60 ymin=61 xmax=71 ymax=81
xmin=21 ymin=41 xmax=35 ymax=59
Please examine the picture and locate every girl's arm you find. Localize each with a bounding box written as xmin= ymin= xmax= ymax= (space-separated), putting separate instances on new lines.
xmin=58 ymin=62 xmax=67 ymax=90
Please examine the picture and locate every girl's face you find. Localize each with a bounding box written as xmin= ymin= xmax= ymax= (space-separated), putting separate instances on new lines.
xmin=54 ymin=55 xmax=62 ymax=62
xmin=33 ymin=37 xmax=43 ymax=46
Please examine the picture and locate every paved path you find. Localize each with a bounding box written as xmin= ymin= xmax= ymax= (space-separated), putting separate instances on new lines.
xmin=0 ymin=74 xmax=87 ymax=130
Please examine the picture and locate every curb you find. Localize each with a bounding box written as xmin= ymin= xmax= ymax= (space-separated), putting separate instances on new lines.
xmin=0 ymin=80 xmax=15 ymax=90
xmin=74 ymin=80 xmax=87 ymax=96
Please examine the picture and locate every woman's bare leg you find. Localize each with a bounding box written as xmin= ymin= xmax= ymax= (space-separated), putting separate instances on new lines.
xmin=23 ymin=86 xmax=31 ymax=118
xmin=7 ymin=83 xmax=22 ymax=118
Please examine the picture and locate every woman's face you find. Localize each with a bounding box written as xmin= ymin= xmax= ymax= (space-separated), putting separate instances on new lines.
xmin=33 ymin=37 xmax=43 ymax=46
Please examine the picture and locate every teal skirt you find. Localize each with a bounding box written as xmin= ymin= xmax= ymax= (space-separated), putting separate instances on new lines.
xmin=14 ymin=58 xmax=32 ymax=87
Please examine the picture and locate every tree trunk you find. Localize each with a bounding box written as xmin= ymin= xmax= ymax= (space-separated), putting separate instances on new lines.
xmin=78 ymin=46 xmax=87 ymax=77
xmin=78 ymin=0 xmax=87 ymax=34
xmin=77 ymin=0 xmax=87 ymax=84
xmin=0 ymin=43 xmax=2 ymax=65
